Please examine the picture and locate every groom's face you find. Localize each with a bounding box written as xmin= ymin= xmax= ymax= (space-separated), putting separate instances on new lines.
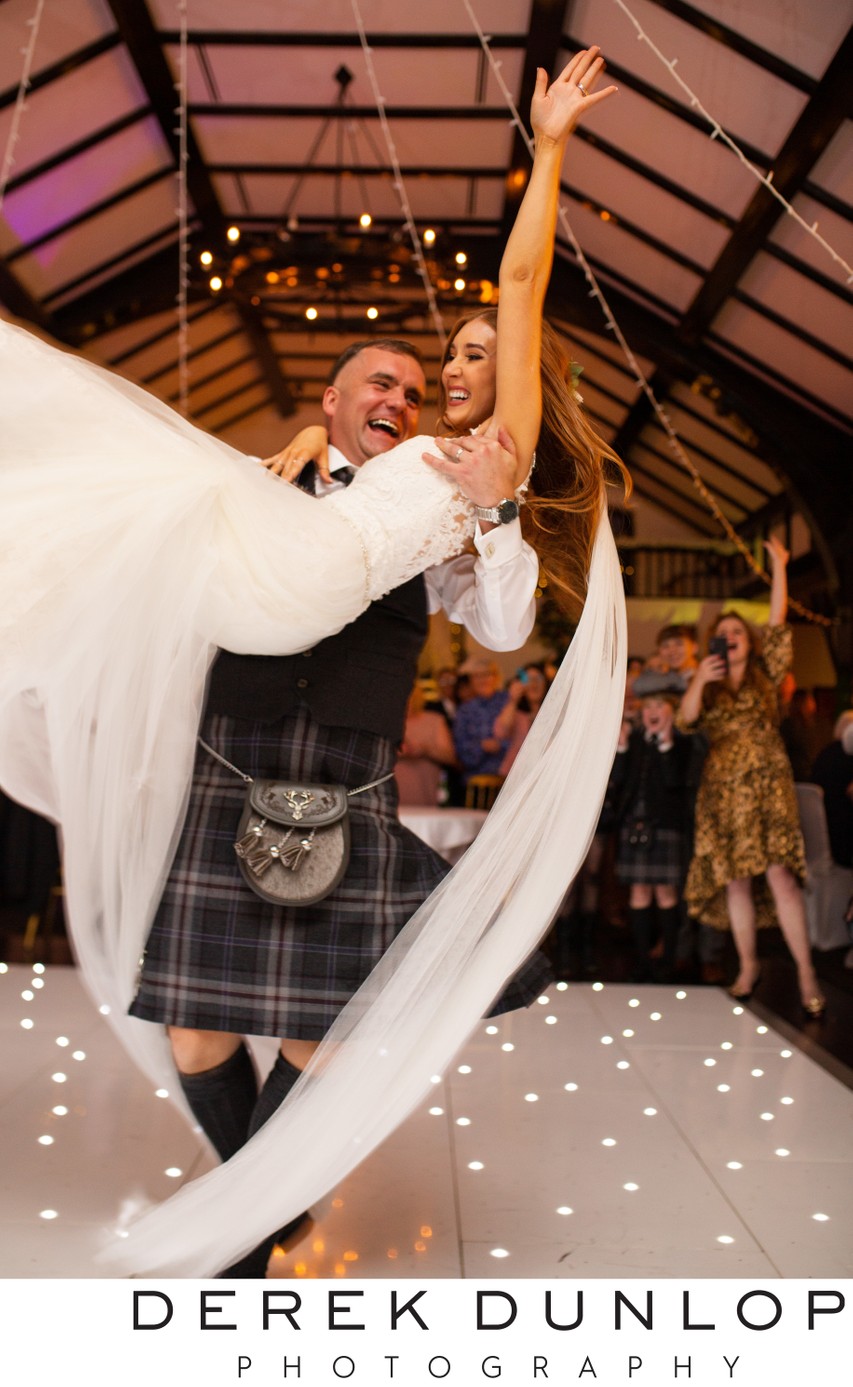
xmin=323 ymin=347 xmax=426 ymax=466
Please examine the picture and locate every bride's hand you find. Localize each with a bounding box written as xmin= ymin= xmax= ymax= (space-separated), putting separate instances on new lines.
xmin=423 ymin=427 xmax=521 ymax=508
xmin=261 ymin=425 xmax=331 ymax=483
xmin=531 ymin=47 xmax=617 ymax=145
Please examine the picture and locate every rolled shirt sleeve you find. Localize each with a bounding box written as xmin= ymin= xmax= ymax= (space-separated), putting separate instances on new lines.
xmin=424 ymin=521 xmax=538 ymax=651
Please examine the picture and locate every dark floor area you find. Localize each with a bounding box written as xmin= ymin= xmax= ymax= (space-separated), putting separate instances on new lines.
xmin=4 ymin=888 xmax=852 ymax=1085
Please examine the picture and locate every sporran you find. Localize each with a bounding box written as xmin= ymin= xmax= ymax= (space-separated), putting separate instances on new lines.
xmin=199 ymin=739 xmax=392 ymax=906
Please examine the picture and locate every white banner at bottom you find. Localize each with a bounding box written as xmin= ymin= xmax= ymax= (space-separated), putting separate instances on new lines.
xmin=3 ymin=1278 xmax=848 ymax=1386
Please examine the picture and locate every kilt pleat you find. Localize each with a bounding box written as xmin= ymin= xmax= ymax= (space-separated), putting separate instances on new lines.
xmin=616 ymin=824 xmax=687 ymax=887
xmin=130 ymin=708 xmax=549 ymax=1039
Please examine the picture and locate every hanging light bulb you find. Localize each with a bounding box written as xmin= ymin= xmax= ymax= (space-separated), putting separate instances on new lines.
xmin=366 ymin=307 xmax=379 ymax=320
xmin=226 ymin=225 xmax=240 ymax=243
xmin=305 ymin=307 xmax=318 ymax=320
xmin=455 ymin=251 xmax=467 ymax=265
xmin=423 ymin=228 xmax=436 ymax=246
xmin=209 ymin=276 xmax=223 ymax=292
xmin=199 ymin=250 xmax=213 ymax=266
xmin=454 ymin=277 xmax=466 ymax=291
xmin=359 ymin=212 xmax=372 ymax=229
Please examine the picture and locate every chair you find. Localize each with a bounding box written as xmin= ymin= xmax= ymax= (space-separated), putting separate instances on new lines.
xmin=795 ymin=783 xmax=853 ymax=951
xmin=464 ymin=774 xmax=504 ymax=811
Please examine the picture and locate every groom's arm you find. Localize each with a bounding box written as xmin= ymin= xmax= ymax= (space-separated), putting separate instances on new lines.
xmin=424 ymin=430 xmax=537 ymax=650
xmin=425 ymin=528 xmax=538 ymax=651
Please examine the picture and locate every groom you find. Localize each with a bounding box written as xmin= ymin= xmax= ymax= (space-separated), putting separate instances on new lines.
xmin=131 ymin=336 xmax=548 ymax=1275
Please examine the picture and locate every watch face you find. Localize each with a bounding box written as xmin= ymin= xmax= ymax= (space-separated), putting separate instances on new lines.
xmin=497 ymin=499 xmax=520 ymax=523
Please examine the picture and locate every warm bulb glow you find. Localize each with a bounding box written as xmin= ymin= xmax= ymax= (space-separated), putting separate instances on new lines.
xmin=455 ymin=251 xmax=467 ymax=265
xmin=305 ymin=307 xmax=318 ymax=320
xmin=209 ymin=276 xmax=223 ymax=292
xmin=226 ymin=225 xmax=240 ymax=242
xmin=366 ymin=307 xmax=378 ymax=320
xmin=454 ymin=277 xmax=466 ymax=291
xmin=423 ymin=228 xmax=436 ymax=245
xmin=200 ymin=250 xmax=213 ymax=266
xmin=359 ymin=212 xmax=372 ymax=228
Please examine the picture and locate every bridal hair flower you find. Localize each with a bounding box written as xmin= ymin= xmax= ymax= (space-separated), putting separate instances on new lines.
xmin=570 ymin=360 xmax=584 ymax=404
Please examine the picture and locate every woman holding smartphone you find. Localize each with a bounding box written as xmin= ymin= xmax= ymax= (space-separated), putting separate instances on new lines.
xmin=678 ymin=538 xmax=824 ymax=1014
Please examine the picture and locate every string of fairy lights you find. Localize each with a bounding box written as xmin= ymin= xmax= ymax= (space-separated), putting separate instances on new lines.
xmin=0 ymin=0 xmax=846 ymax=626
xmin=0 ymin=0 xmax=45 ymax=215
xmin=350 ymin=0 xmax=447 ymax=346
xmin=460 ymin=0 xmax=840 ymax=627
xmin=612 ymin=0 xmax=853 ymax=286
xmin=175 ymin=0 xmax=190 ymax=418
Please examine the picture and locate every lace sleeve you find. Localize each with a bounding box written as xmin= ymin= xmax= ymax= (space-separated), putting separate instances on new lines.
xmin=325 ymin=435 xmax=477 ymax=601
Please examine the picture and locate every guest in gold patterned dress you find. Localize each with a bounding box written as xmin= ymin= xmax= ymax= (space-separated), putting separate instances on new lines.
xmin=678 ymin=537 xmax=825 ymax=1016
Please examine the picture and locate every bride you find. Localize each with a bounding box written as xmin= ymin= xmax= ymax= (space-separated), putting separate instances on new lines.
xmin=0 ymin=51 xmax=626 ymax=1276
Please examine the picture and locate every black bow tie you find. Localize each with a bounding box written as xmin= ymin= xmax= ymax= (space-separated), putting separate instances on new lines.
xmin=296 ymin=463 xmax=354 ymax=494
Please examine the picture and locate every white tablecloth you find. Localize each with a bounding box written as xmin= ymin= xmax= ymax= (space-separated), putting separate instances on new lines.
xmin=398 ymin=807 xmax=488 ymax=864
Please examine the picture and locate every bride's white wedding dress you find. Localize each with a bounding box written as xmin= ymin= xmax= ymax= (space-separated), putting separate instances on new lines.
xmin=0 ymin=317 xmax=626 ymax=1276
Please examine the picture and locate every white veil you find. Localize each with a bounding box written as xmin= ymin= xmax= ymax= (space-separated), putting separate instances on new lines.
xmin=0 ymin=318 xmax=626 ymax=1276
xmin=100 ymin=508 xmax=625 ymax=1277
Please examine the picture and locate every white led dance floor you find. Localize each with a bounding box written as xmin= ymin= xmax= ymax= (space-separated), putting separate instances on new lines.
xmin=1 ymin=964 xmax=850 ymax=1280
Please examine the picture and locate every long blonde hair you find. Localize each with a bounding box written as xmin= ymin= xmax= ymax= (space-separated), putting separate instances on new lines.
xmin=437 ymin=310 xmax=630 ymax=618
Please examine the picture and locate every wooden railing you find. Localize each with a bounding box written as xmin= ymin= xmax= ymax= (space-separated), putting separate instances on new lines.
xmin=617 ymin=542 xmax=758 ymax=599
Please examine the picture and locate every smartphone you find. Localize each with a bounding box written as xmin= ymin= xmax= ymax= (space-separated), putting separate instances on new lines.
xmin=708 ymin=635 xmax=729 ymax=673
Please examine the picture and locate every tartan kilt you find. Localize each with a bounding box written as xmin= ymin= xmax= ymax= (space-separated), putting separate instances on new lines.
xmin=130 ymin=708 xmax=550 ymax=1039
xmin=616 ymin=823 xmax=686 ymax=887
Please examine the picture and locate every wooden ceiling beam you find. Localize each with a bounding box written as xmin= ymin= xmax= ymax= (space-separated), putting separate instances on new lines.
xmin=104 ymin=0 xmax=298 ymax=416
xmin=157 ymin=31 xmax=524 ymax=50
xmin=0 ymin=259 xmax=54 ymax=333
xmin=495 ymin=0 xmax=575 ymax=247
xmin=679 ymin=26 xmax=853 ymax=341
xmin=0 ymin=32 xmax=121 ymax=110
xmin=642 ymin=0 xmax=817 ymax=96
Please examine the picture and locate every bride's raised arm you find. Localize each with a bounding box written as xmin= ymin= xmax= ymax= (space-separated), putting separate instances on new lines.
xmin=489 ymin=48 xmax=616 ymax=479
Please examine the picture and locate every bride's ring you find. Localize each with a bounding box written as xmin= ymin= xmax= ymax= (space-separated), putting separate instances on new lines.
xmin=577 ymin=81 xmax=588 ymax=97
xmin=454 ymin=445 xmax=464 ymax=460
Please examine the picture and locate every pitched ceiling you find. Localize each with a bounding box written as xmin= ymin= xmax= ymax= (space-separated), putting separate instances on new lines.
xmin=1 ymin=0 xmax=851 ymax=592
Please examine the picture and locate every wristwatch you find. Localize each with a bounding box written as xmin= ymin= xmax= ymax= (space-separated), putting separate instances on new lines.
xmin=474 ymin=497 xmax=520 ymax=525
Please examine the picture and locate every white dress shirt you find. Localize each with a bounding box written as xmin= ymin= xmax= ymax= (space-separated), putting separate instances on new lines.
xmin=319 ymin=444 xmax=538 ymax=651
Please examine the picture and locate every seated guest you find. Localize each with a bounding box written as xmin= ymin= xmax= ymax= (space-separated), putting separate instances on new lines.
xmin=494 ymin=663 xmax=552 ymax=775
xmin=395 ymin=685 xmax=459 ymax=807
xmin=452 ymin=657 xmax=509 ymax=782
xmin=426 ymin=667 xmax=460 ymax=727
xmin=810 ymin=710 xmax=853 ymax=868
xmin=425 ymin=666 xmax=466 ymax=805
